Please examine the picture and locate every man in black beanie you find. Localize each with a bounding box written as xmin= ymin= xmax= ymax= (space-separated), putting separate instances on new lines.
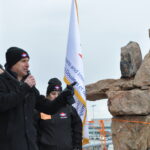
xmin=38 ymin=78 xmax=82 ymax=150
xmin=5 ymin=47 xmax=30 ymax=69
xmin=0 ymin=47 xmax=74 ymax=150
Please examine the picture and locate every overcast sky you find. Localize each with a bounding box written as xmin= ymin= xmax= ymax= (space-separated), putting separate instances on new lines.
xmin=0 ymin=0 xmax=150 ymax=120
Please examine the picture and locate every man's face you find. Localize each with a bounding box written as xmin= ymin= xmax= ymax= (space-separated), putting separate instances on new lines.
xmin=47 ymin=91 xmax=61 ymax=101
xmin=11 ymin=58 xmax=29 ymax=77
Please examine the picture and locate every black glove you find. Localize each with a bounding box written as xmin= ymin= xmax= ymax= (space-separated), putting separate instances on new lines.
xmin=66 ymin=84 xmax=74 ymax=95
xmin=62 ymin=84 xmax=74 ymax=96
xmin=61 ymin=84 xmax=75 ymax=105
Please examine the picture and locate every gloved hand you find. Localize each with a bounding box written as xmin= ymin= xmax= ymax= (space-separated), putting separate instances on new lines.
xmin=61 ymin=84 xmax=75 ymax=105
xmin=66 ymin=84 xmax=74 ymax=95
xmin=62 ymin=85 xmax=74 ymax=97
xmin=62 ymin=84 xmax=74 ymax=97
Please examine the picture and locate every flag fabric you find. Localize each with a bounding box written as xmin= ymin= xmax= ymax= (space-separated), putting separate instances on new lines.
xmin=64 ymin=0 xmax=89 ymax=145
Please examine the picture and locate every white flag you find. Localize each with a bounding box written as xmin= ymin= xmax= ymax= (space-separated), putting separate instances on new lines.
xmin=64 ymin=0 xmax=89 ymax=145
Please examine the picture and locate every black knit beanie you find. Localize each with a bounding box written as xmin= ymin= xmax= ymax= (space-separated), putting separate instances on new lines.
xmin=5 ymin=47 xmax=29 ymax=69
xmin=46 ymin=78 xmax=62 ymax=96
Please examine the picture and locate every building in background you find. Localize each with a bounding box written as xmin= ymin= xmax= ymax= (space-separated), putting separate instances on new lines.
xmin=89 ymin=118 xmax=112 ymax=141
xmin=83 ymin=118 xmax=113 ymax=150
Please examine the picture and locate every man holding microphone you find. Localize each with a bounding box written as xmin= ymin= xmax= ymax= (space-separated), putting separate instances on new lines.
xmin=0 ymin=47 xmax=74 ymax=150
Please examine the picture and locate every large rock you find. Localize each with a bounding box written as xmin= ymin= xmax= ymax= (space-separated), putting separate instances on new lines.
xmin=85 ymin=40 xmax=150 ymax=150
xmin=108 ymin=89 xmax=150 ymax=116
xmin=112 ymin=116 xmax=150 ymax=150
xmin=120 ymin=41 xmax=142 ymax=78
xmin=134 ymin=52 xmax=150 ymax=87
xmin=86 ymin=79 xmax=134 ymax=100
xmin=86 ymin=79 xmax=116 ymax=100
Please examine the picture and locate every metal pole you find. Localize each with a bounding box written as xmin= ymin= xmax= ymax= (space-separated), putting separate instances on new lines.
xmin=92 ymin=104 xmax=96 ymax=120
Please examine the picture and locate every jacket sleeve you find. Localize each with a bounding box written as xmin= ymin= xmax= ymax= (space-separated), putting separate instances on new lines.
xmin=35 ymin=94 xmax=66 ymax=115
xmin=71 ymin=106 xmax=83 ymax=150
xmin=0 ymin=78 xmax=31 ymax=112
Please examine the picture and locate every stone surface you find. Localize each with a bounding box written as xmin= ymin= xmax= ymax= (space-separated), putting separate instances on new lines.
xmin=86 ymin=79 xmax=134 ymax=101
xmin=108 ymin=89 xmax=150 ymax=116
xmin=134 ymin=52 xmax=150 ymax=87
xmin=86 ymin=79 xmax=116 ymax=100
xmin=85 ymin=45 xmax=150 ymax=150
xmin=120 ymin=41 xmax=142 ymax=78
xmin=112 ymin=116 xmax=150 ymax=150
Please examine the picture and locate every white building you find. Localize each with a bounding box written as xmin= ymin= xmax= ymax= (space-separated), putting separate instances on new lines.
xmin=88 ymin=118 xmax=112 ymax=141
xmin=82 ymin=118 xmax=113 ymax=150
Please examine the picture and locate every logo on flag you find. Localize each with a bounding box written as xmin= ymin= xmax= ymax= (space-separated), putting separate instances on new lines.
xmin=78 ymin=53 xmax=83 ymax=59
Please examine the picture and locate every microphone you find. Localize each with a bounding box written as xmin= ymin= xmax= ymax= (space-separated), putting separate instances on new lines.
xmin=26 ymin=70 xmax=40 ymax=96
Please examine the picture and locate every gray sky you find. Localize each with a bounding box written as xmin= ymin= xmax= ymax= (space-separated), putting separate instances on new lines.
xmin=0 ymin=0 xmax=150 ymax=120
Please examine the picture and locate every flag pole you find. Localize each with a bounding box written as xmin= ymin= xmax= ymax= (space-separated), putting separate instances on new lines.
xmin=65 ymin=0 xmax=89 ymax=145
xmin=75 ymin=0 xmax=79 ymax=23
xmin=74 ymin=0 xmax=89 ymax=145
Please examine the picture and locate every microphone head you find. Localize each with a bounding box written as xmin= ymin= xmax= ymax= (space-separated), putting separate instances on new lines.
xmin=27 ymin=70 xmax=31 ymax=75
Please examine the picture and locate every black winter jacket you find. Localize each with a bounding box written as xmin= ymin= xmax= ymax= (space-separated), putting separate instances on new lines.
xmin=0 ymin=72 xmax=67 ymax=150
xmin=38 ymin=105 xmax=82 ymax=150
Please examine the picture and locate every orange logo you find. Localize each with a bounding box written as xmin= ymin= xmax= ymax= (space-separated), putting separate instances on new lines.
xmin=78 ymin=53 xmax=83 ymax=58
xmin=40 ymin=113 xmax=51 ymax=120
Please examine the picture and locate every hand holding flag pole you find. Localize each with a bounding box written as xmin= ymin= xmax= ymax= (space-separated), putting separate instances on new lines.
xmin=63 ymin=82 xmax=77 ymax=105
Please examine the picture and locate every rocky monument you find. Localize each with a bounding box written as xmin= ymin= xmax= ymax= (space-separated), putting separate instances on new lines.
xmin=86 ymin=31 xmax=150 ymax=150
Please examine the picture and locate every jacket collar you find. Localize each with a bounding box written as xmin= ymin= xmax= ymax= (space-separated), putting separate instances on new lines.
xmin=5 ymin=68 xmax=18 ymax=80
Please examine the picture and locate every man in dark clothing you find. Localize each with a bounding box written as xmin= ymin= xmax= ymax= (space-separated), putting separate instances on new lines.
xmin=0 ymin=47 xmax=74 ymax=150
xmin=38 ymin=78 xmax=82 ymax=150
